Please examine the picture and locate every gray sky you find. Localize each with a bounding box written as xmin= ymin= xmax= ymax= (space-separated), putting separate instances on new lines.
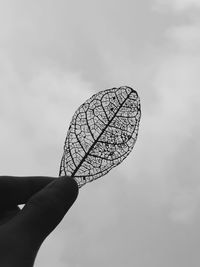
xmin=0 ymin=0 xmax=200 ymax=266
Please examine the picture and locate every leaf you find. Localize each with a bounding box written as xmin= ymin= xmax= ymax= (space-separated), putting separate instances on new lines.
xmin=59 ymin=86 xmax=141 ymax=188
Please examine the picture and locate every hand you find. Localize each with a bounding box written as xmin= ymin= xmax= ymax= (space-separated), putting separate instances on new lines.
xmin=0 ymin=176 xmax=79 ymax=267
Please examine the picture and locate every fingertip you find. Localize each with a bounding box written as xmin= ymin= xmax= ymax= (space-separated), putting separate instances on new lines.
xmin=41 ymin=176 xmax=79 ymax=212
xmin=57 ymin=176 xmax=79 ymax=201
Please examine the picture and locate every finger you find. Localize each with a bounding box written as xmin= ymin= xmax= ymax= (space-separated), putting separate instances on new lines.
xmin=10 ymin=176 xmax=78 ymax=245
xmin=0 ymin=176 xmax=55 ymax=206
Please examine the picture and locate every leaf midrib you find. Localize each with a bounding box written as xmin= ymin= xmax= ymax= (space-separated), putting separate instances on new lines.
xmin=71 ymin=90 xmax=133 ymax=177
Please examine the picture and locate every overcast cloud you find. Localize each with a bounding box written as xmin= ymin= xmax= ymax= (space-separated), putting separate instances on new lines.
xmin=154 ymin=0 xmax=200 ymax=11
xmin=0 ymin=0 xmax=200 ymax=266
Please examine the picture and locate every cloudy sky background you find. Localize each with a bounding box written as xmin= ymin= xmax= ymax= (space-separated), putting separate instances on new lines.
xmin=0 ymin=0 xmax=200 ymax=266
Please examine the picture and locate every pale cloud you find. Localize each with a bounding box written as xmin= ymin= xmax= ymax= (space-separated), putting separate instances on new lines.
xmin=154 ymin=0 xmax=200 ymax=11
xmin=165 ymin=22 xmax=200 ymax=51
xmin=0 ymin=56 xmax=93 ymax=175
xmin=148 ymin=20 xmax=200 ymax=223
xmin=169 ymin=187 xmax=200 ymax=223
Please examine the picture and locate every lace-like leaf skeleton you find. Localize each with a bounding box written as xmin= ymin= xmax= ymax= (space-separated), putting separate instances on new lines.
xmin=59 ymin=86 xmax=141 ymax=188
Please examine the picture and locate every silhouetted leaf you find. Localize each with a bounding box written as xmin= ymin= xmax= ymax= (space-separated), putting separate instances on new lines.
xmin=59 ymin=86 xmax=141 ymax=188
